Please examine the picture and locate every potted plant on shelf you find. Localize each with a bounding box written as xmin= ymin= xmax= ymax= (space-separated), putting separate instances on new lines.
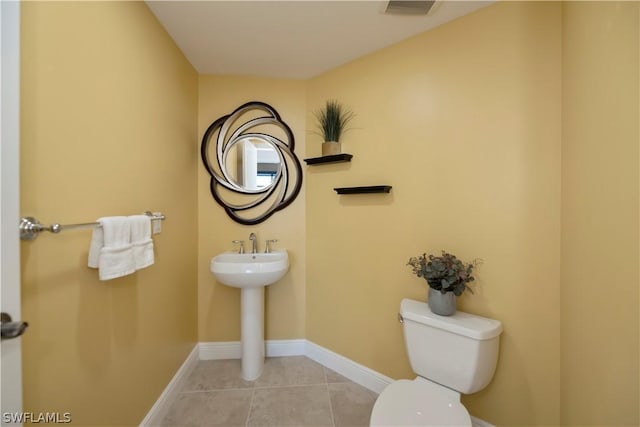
xmin=407 ymin=251 xmax=479 ymax=316
xmin=313 ymin=99 xmax=355 ymax=156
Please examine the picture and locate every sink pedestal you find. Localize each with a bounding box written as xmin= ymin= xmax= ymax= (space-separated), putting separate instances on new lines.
xmin=209 ymin=250 xmax=289 ymax=381
xmin=240 ymin=287 xmax=265 ymax=381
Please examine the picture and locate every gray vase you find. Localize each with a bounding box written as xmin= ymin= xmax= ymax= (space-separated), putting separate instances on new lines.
xmin=428 ymin=288 xmax=457 ymax=316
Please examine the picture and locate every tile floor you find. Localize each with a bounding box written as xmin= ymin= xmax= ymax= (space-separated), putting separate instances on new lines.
xmin=158 ymin=356 xmax=378 ymax=427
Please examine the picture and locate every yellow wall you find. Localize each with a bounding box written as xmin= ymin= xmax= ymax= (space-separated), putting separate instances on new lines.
xmin=197 ymin=75 xmax=306 ymax=342
xmin=20 ymin=2 xmax=198 ymax=425
xmin=306 ymin=2 xmax=562 ymax=425
xmin=17 ymin=2 xmax=640 ymax=426
xmin=561 ymin=2 xmax=640 ymax=425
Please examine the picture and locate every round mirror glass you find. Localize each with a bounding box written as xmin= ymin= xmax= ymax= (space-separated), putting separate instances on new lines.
xmin=224 ymin=138 xmax=281 ymax=191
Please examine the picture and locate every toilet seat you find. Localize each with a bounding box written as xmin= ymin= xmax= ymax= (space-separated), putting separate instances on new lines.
xmin=370 ymin=377 xmax=472 ymax=427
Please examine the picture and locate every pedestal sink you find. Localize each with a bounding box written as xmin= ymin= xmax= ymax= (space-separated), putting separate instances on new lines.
xmin=210 ymin=250 xmax=289 ymax=380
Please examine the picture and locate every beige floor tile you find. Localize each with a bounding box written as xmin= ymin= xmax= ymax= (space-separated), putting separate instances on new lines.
xmin=328 ymin=382 xmax=378 ymax=427
xmin=324 ymin=366 xmax=350 ymax=383
xmin=247 ymin=385 xmax=333 ymax=427
xmin=255 ymin=356 xmax=326 ymax=387
xmin=160 ymin=356 xmax=380 ymax=426
xmin=181 ymin=359 xmax=254 ymax=391
xmin=160 ymin=389 xmax=253 ymax=426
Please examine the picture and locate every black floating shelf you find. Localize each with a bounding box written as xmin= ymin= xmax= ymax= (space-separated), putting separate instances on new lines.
xmin=334 ymin=185 xmax=392 ymax=195
xmin=304 ymin=153 xmax=353 ymax=165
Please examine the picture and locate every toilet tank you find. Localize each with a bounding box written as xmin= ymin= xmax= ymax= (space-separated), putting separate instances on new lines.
xmin=400 ymin=298 xmax=502 ymax=394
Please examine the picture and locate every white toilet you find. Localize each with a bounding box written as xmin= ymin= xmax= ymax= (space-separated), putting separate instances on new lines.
xmin=370 ymin=298 xmax=503 ymax=426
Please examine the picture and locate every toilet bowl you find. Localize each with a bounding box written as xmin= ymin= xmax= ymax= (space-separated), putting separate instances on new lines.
xmin=370 ymin=299 xmax=502 ymax=426
xmin=370 ymin=377 xmax=471 ymax=426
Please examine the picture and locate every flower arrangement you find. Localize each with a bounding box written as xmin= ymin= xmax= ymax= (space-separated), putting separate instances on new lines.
xmin=407 ymin=251 xmax=478 ymax=296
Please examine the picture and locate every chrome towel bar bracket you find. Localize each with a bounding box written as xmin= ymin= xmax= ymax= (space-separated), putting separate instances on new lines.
xmin=19 ymin=211 xmax=166 ymax=241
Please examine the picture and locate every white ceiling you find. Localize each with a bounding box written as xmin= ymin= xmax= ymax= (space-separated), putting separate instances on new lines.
xmin=146 ymin=1 xmax=493 ymax=79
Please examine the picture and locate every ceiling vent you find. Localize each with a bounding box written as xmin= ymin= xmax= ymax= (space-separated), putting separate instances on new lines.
xmin=385 ymin=0 xmax=440 ymax=16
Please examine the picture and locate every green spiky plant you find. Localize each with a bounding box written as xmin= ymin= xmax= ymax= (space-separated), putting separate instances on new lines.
xmin=314 ymin=100 xmax=355 ymax=142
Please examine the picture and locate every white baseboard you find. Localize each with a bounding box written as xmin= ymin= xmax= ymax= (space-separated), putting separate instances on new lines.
xmin=199 ymin=339 xmax=306 ymax=360
xmin=199 ymin=341 xmax=242 ymax=360
xmin=471 ymin=416 xmax=495 ymax=427
xmin=139 ymin=344 xmax=199 ymax=427
xmin=145 ymin=339 xmax=494 ymax=427
xmin=266 ymin=338 xmax=307 ymax=356
xmin=304 ymin=340 xmax=393 ymax=394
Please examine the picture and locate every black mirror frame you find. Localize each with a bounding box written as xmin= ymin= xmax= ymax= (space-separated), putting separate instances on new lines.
xmin=200 ymin=101 xmax=303 ymax=225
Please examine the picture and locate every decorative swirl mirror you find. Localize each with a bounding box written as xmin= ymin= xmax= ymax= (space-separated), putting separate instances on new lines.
xmin=200 ymin=101 xmax=303 ymax=225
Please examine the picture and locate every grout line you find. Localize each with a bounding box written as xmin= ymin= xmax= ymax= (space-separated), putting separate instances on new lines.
xmin=323 ymin=363 xmax=337 ymax=426
xmin=178 ymin=387 xmax=255 ymax=394
xmin=245 ymin=387 xmax=257 ymax=427
xmin=325 ymin=383 xmax=336 ymax=427
xmin=179 ymin=382 xmax=334 ymax=394
xmin=253 ymin=382 xmax=329 ymax=390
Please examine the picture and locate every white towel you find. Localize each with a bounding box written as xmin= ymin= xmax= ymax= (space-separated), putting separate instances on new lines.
xmin=87 ymin=225 xmax=103 ymax=269
xmin=129 ymin=215 xmax=154 ymax=270
xmin=94 ymin=216 xmax=135 ymax=281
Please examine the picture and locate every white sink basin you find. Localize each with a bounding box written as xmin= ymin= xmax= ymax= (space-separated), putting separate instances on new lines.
xmin=210 ymin=250 xmax=289 ymax=288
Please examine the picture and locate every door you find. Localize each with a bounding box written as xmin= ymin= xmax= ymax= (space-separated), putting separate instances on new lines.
xmin=1 ymin=0 xmax=24 ymax=423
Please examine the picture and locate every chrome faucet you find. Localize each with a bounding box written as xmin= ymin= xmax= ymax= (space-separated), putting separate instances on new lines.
xmin=232 ymin=240 xmax=245 ymax=254
xmin=265 ymin=239 xmax=278 ymax=253
xmin=249 ymin=233 xmax=258 ymax=254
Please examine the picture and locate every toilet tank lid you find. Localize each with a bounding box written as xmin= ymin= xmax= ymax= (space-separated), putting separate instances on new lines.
xmin=401 ymin=299 xmax=503 ymax=340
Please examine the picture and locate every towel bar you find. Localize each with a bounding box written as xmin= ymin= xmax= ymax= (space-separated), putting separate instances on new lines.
xmin=19 ymin=212 xmax=165 ymax=241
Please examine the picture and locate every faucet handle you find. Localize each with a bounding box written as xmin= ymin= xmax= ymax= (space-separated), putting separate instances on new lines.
xmin=232 ymin=240 xmax=245 ymax=254
xmin=265 ymin=239 xmax=278 ymax=253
